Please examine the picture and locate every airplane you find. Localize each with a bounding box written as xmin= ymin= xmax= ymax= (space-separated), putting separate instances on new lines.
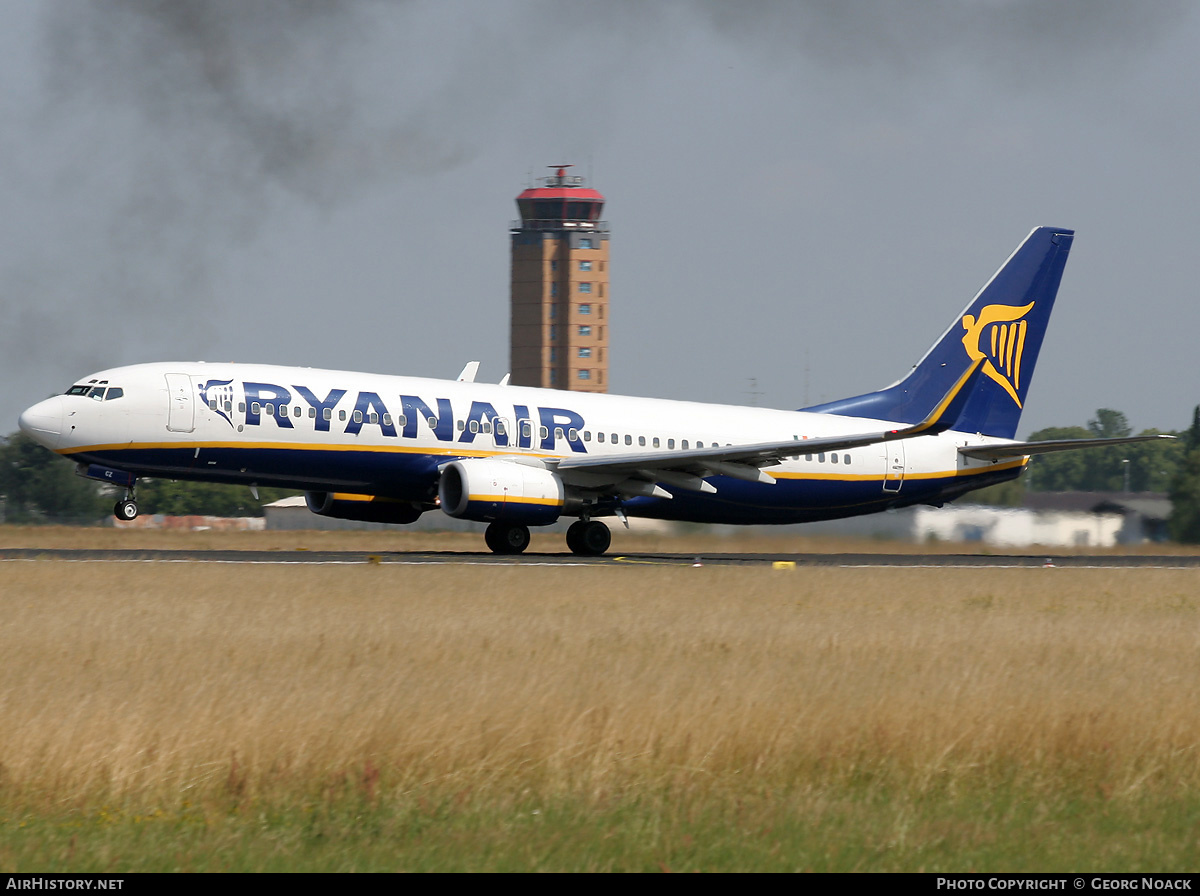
xmin=17 ymin=226 xmax=1172 ymax=556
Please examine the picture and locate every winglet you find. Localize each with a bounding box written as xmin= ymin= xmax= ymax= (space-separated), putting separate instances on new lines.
xmin=456 ymin=361 xmax=480 ymax=383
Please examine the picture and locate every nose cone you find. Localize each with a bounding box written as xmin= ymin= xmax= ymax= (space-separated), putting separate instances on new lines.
xmin=18 ymin=396 xmax=65 ymax=450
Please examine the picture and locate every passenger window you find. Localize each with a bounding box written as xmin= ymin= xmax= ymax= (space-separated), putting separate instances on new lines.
xmin=352 ymin=410 xmax=363 ymax=423
xmin=521 ymin=422 xmax=532 ymax=438
xmin=805 ymin=453 xmax=812 ymax=461
xmin=251 ymin=402 xmax=261 ymax=415
xmin=539 ymin=426 xmax=549 ymax=440
xmin=339 ymin=410 xmax=347 ymax=422
xmin=844 ymin=454 xmax=851 ymax=465
xmin=831 ymin=453 xmax=839 ymax=464
xmin=239 ymin=402 xmax=246 ymax=413
xmin=309 ymin=408 xmax=316 ymax=419
xmin=610 ymin=433 xmax=617 ymax=444
xmin=638 ymin=436 xmax=645 ymax=447
xmin=597 ymin=432 xmax=605 ymax=443
xmin=368 ymin=413 xmax=378 ymax=424
xmin=568 ymin=428 xmax=579 ymax=441
xmin=426 ymin=416 xmax=436 ymax=428
xmin=668 ymin=439 xmax=675 ymax=449
xmin=583 ymin=430 xmax=591 ymax=442
xmin=624 ymin=435 xmax=632 ymax=446
xmin=696 ymin=441 xmax=704 ymax=449
xmin=818 ymin=453 xmax=826 ymax=463
xmin=294 ymin=406 xmax=302 ymax=418
xmin=482 ymin=421 xmax=492 ymax=434
xmin=265 ymin=404 xmax=275 ymax=416
xmin=458 ymin=420 xmax=466 ymax=431
xmin=469 ymin=420 xmax=479 ymax=433
xmin=682 ymin=440 xmax=689 ymax=450
xmin=323 ymin=408 xmax=332 ymax=421
xmin=398 ymin=415 xmax=407 ymax=427
xmin=383 ymin=413 xmax=392 ymax=426
xmin=209 ymin=400 xmax=218 ymax=410
xmin=653 ymin=437 xmax=660 ymax=448
xmin=224 ymin=401 xmax=232 ymax=412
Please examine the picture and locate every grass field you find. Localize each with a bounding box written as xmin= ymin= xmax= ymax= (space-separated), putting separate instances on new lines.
xmin=1 ymin=528 xmax=1198 ymax=871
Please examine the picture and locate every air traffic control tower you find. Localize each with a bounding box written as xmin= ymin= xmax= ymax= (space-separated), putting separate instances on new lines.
xmin=510 ymin=166 xmax=609 ymax=392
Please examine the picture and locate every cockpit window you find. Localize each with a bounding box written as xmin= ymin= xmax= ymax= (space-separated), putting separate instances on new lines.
xmin=65 ymin=384 xmax=124 ymax=400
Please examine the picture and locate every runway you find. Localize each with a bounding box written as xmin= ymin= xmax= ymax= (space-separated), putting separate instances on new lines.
xmin=2 ymin=547 xmax=1199 ymax=568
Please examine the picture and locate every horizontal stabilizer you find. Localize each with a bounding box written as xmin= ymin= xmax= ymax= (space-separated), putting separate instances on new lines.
xmin=959 ymin=433 xmax=1176 ymax=461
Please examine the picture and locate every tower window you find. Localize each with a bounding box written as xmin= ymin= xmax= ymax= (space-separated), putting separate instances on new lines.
xmin=579 ymin=304 xmax=591 ymax=315
xmin=579 ymin=260 xmax=592 ymax=271
xmin=579 ymin=283 xmax=592 ymax=294
xmin=578 ymin=325 xmax=591 ymax=336
xmin=580 ymin=238 xmax=593 ymax=249
xmin=578 ymin=370 xmax=591 ymax=380
xmin=578 ymin=347 xmax=591 ymax=358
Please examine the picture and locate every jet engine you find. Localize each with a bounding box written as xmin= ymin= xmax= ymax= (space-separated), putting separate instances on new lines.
xmin=437 ymin=459 xmax=565 ymax=525
xmin=305 ymin=491 xmax=424 ymax=525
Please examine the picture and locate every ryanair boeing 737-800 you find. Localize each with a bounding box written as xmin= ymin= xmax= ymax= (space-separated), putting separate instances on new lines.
xmin=17 ymin=227 xmax=1169 ymax=555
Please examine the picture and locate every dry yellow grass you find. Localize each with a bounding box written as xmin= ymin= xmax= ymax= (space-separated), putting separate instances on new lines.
xmin=1 ymin=560 xmax=1198 ymax=810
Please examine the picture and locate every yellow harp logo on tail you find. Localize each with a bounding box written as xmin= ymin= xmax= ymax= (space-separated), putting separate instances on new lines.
xmin=960 ymin=301 xmax=1034 ymax=408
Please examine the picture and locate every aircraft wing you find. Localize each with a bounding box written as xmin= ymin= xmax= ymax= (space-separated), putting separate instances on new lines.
xmin=553 ymin=360 xmax=986 ymax=495
xmin=959 ymin=433 xmax=1176 ymax=461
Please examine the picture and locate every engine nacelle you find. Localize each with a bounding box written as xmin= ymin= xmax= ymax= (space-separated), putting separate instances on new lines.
xmin=438 ymin=459 xmax=565 ymax=525
xmin=305 ymin=491 xmax=423 ymax=525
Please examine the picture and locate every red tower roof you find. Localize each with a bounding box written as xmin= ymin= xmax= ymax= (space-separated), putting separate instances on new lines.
xmin=514 ymin=165 xmax=605 ymax=230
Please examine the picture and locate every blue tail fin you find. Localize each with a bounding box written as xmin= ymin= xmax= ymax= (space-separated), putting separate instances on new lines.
xmin=801 ymin=226 xmax=1074 ymax=438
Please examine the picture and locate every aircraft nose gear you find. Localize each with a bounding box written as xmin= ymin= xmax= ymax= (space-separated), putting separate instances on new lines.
xmin=484 ymin=521 xmax=531 ymax=555
xmin=113 ymin=484 xmax=139 ymax=521
xmin=566 ymin=519 xmax=611 ymax=556
xmin=114 ymin=498 xmax=139 ymax=521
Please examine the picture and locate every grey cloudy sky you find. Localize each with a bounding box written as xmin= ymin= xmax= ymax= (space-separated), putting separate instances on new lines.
xmin=3 ymin=0 xmax=1197 ymax=438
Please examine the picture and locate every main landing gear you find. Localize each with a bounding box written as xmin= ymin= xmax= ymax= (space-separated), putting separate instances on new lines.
xmin=566 ymin=520 xmax=611 ymax=557
xmin=484 ymin=521 xmax=531 ymax=555
xmin=481 ymin=519 xmax=614 ymax=556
